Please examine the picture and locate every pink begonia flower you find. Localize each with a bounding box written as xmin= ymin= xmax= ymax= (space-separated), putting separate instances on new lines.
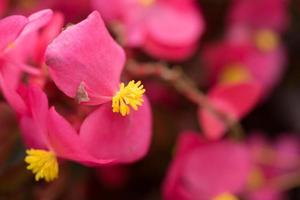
xmin=19 ymin=85 xmax=150 ymax=182
xmin=242 ymin=133 xmax=300 ymax=200
xmin=202 ymin=28 xmax=286 ymax=96
xmin=163 ymin=132 xmax=251 ymax=200
xmin=0 ymin=9 xmax=54 ymax=113
xmin=198 ymin=82 xmax=262 ymax=140
xmin=15 ymin=86 xmax=113 ymax=182
xmin=228 ymin=0 xmax=290 ymax=33
xmin=46 ymin=11 xmax=152 ymax=161
xmin=92 ymin=0 xmax=204 ymax=61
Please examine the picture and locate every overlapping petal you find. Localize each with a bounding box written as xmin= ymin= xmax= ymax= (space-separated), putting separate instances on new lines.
xmin=46 ymin=11 xmax=125 ymax=104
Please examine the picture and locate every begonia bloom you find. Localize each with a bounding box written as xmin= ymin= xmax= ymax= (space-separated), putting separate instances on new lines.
xmin=93 ymin=0 xmax=204 ymax=61
xmin=163 ymin=132 xmax=251 ymax=200
xmin=46 ymin=11 xmax=152 ymax=163
xmin=202 ymin=30 xmax=286 ymax=96
xmin=46 ymin=11 xmax=148 ymax=116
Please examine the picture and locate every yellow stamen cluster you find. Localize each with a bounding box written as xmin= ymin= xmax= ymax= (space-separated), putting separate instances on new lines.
xmin=138 ymin=0 xmax=155 ymax=7
xmin=220 ymin=63 xmax=252 ymax=84
xmin=112 ymin=80 xmax=145 ymax=116
xmin=213 ymin=193 xmax=239 ymax=200
xmin=255 ymin=29 xmax=279 ymax=53
xmin=247 ymin=168 xmax=265 ymax=189
xmin=25 ymin=149 xmax=59 ymax=182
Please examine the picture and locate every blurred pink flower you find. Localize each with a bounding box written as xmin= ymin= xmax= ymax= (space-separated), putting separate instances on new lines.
xmin=163 ymin=132 xmax=251 ymax=200
xmin=0 ymin=9 xmax=53 ymax=113
xmin=242 ymin=133 xmax=300 ymax=200
xmin=93 ymin=0 xmax=204 ymax=61
xmin=228 ymin=0 xmax=290 ymax=32
xmin=198 ymin=82 xmax=262 ymax=140
xmin=202 ymin=28 xmax=286 ymax=96
xmin=46 ymin=11 xmax=152 ymax=163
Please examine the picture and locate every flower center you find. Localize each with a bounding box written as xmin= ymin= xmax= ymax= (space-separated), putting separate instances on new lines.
xmin=112 ymin=80 xmax=145 ymax=116
xmin=247 ymin=168 xmax=265 ymax=189
xmin=138 ymin=0 xmax=155 ymax=7
xmin=25 ymin=149 xmax=59 ymax=182
xmin=220 ymin=63 xmax=252 ymax=84
xmin=213 ymin=193 xmax=239 ymax=200
xmin=254 ymin=29 xmax=279 ymax=53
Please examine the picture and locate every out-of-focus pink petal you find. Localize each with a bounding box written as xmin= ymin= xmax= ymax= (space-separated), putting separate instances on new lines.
xmin=0 ymin=73 xmax=27 ymax=115
xmin=92 ymin=0 xmax=123 ymax=21
xmin=146 ymin=3 xmax=203 ymax=46
xmin=0 ymin=15 xmax=28 ymax=52
xmin=184 ymin=141 xmax=250 ymax=198
xmin=17 ymin=9 xmax=53 ymax=39
xmin=199 ymin=82 xmax=262 ymax=140
xmin=19 ymin=86 xmax=49 ymax=149
xmin=80 ymin=97 xmax=152 ymax=163
xmin=163 ymin=133 xmax=251 ymax=199
xmin=163 ymin=132 xmax=204 ymax=200
xmin=144 ymin=37 xmax=197 ymax=61
xmin=198 ymin=99 xmax=236 ymax=140
xmin=35 ymin=12 xmax=64 ymax=64
xmin=47 ymin=107 xmax=113 ymax=165
xmin=246 ymin=47 xmax=286 ymax=95
xmin=209 ymin=82 xmax=262 ymax=118
xmin=46 ymin=11 xmax=125 ymax=104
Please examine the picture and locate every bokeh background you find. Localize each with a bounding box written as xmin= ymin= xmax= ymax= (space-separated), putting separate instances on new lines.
xmin=1 ymin=0 xmax=300 ymax=199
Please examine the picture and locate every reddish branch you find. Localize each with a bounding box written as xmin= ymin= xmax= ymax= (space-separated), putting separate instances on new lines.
xmin=126 ymin=60 xmax=245 ymax=138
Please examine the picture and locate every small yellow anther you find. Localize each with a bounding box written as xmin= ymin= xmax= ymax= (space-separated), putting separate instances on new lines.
xmin=220 ymin=63 xmax=252 ymax=84
xmin=213 ymin=193 xmax=239 ymax=200
xmin=25 ymin=149 xmax=59 ymax=182
xmin=255 ymin=29 xmax=279 ymax=53
xmin=112 ymin=80 xmax=145 ymax=116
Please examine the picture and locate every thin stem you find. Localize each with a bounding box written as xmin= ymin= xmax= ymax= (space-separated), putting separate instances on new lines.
xmin=126 ymin=60 xmax=245 ymax=139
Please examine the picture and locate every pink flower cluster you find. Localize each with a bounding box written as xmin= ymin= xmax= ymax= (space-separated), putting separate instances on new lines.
xmin=0 ymin=0 xmax=298 ymax=199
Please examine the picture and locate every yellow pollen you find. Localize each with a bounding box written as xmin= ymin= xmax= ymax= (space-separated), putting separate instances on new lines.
xmin=220 ymin=63 xmax=252 ymax=84
xmin=247 ymin=168 xmax=265 ymax=190
xmin=25 ymin=149 xmax=59 ymax=182
xmin=112 ymin=80 xmax=145 ymax=116
xmin=7 ymin=43 xmax=15 ymax=50
xmin=213 ymin=193 xmax=239 ymax=200
xmin=254 ymin=29 xmax=279 ymax=53
xmin=138 ymin=0 xmax=155 ymax=7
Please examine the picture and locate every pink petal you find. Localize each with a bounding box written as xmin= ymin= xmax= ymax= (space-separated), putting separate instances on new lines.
xmin=35 ymin=12 xmax=64 ymax=64
xmin=163 ymin=133 xmax=251 ymax=199
xmin=209 ymin=82 xmax=262 ymax=118
xmin=199 ymin=82 xmax=262 ymax=140
xmin=79 ymin=97 xmax=152 ymax=163
xmin=19 ymin=86 xmax=49 ymax=149
xmin=17 ymin=9 xmax=53 ymax=38
xmin=183 ymin=140 xmax=251 ymax=198
xmin=0 ymin=15 xmax=28 ymax=52
xmin=92 ymin=0 xmax=123 ymax=21
xmin=163 ymin=132 xmax=204 ymax=200
xmin=46 ymin=11 xmax=125 ymax=104
xmin=144 ymin=37 xmax=197 ymax=61
xmin=0 ymin=72 xmax=27 ymax=115
xmin=146 ymin=2 xmax=203 ymax=46
xmin=198 ymin=99 xmax=236 ymax=140
xmin=47 ymin=107 xmax=113 ymax=165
